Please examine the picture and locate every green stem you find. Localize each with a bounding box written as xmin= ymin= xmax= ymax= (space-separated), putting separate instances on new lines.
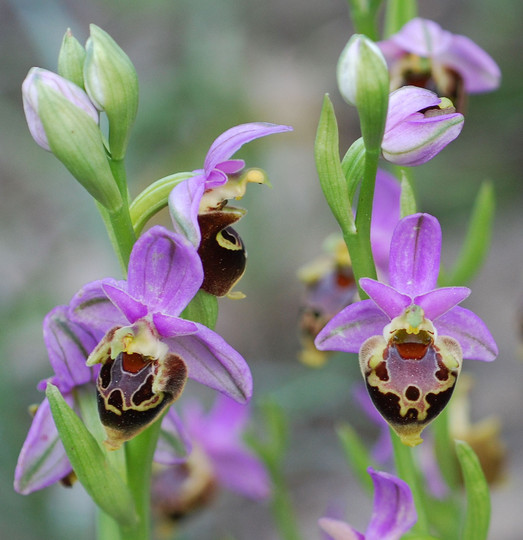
xmin=267 ymin=464 xmax=302 ymax=540
xmin=390 ymin=429 xmax=431 ymax=535
xmin=345 ymin=149 xmax=379 ymax=296
xmin=122 ymin=420 xmax=164 ymax=540
xmin=432 ymin=407 xmax=460 ymax=490
xmin=384 ymin=0 xmax=418 ymax=37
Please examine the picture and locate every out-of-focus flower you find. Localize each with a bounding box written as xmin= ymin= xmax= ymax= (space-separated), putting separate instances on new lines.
xmin=169 ymin=122 xmax=292 ymax=297
xmin=22 ymin=67 xmax=98 ymax=151
xmin=449 ymin=374 xmax=506 ymax=485
xmin=297 ymin=170 xmax=400 ymax=367
xmin=378 ymin=18 xmax=501 ymax=110
xmin=71 ymin=226 xmax=252 ymax=450
xmin=316 ymin=213 xmax=498 ymax=446
xmin=382 ymin=86 xmax=464 ymax=166
xmin=319 ymin=468 xmax=417 ymax=540
xmin=14 ymin=305 xmax=101 ymax=494
xmin=152 ymin=395 xmax=270 ymax=520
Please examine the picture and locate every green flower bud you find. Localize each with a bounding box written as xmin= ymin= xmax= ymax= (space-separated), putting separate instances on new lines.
xmin=337 ymin=34 xmax=390 ymax=153
xmin=84 ymin=24 xmax=139 ymax=160
xmin=58 ymin=29 xmax=86 ymax=88
xmin=36 ymin=80 xmax=123 ymax=210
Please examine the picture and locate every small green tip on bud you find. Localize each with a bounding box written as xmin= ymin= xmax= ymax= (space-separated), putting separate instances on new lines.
xmin=58 ymin=29 xmax=86 ymax=88
xmin=84 ymin=24 xmax=139 ymax=160
xmin=337 ymin=34 xmax=390 ymax=153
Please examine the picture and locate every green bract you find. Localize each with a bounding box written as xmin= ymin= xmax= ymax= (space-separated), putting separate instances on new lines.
xmin=84 ymin=24 xmax=139 ymax=160
xmin=37 ymin=82 xmax=122 ymax=210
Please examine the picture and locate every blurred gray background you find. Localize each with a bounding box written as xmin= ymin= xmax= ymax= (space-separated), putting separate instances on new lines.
xmin=1 ymin=0 xmax=522 ymax=538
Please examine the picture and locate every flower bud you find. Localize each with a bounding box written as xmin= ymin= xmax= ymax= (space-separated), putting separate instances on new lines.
xmin=22 ymin=67 xmax=97 ymax=151
xmin=22 ymin=68 xmax=123 ymax=210
xmin=337 ymin=34 xmax=390 ymax=152
xmin=84 ymin=24 xmax=139 ymax=160
xmin=381 ymin=86 xmax=464 ymax=166
xmin=58 ymin=29 xmax=86 ymax=88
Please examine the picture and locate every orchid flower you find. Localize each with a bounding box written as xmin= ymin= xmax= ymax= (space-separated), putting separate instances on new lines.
xmin=319 ymin=468 xmax=417 ymax=540
xmin=14 ymin=305 xmax=101 ymax=494
xmin=315 ymin=213 xmax=498 ymax=446
xmin=152 ymin=395 xmax=270 ymax=517
xmin=168 ymin=122 xmax=292 ymax=296
xmin=378 ymin=18 xmax=501 ymax=109
xmin=382 ymin=86 xmax=464 ymax=166
xmin=69 ymin=225 xmax=252 ymax=449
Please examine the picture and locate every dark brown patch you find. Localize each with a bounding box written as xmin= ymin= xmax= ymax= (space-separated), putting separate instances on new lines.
xmin=405 ymin=385 xmax=421 ymax=401
xmin=374 ymin=361 xmax=389 ymax=382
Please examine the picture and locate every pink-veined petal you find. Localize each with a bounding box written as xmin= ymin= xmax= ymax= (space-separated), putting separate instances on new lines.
xmin=14 ymin=396 xmax=72 ymax=495
xmin=315 ymin=300 xmax=390 ymax=353
xmin=414 ymin=287 xmax=470 ymax=320
xmin=435 ymin=306 xmax=498 ymax=361
xmin=163 ymin=324 xmax=252 ymax=403
xmin=70 ymin=280 xmax=127 ymax=333
xmin=366 ymin=468 xmax=417 ymax=540
xmin=385 ymin=86 xmax=441 ymax=133
xmin=389 ymin=213 xmax=441 ymax=296
xmin=102 ymin=279 xmax=147 ymax=324
xmin=42 ymin=305 xmax=100 ymax=392
xmin=126 ymin=226 xmax=203 ymax=316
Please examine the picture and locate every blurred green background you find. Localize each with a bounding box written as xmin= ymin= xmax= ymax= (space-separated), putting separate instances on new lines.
xmin=1 ymin=0 xmax=522 ymax=538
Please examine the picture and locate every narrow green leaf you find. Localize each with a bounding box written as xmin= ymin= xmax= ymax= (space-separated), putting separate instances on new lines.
xmin=129 ymin=172 xmax=194 ymax=235
xmin=455 ymin=440 xmax=491 ymax=540
xmin=445 ymin=182 xmax=495 ymax=286
xmin=336 ymin=423 xmax=374 ymax=493
xmin=315 ymin=94 xmax=355 ymax=235
xmin=46 ymin=384 xmax=137 ymax=528
xmin=181 ymin=289 xmax=218 ymax=330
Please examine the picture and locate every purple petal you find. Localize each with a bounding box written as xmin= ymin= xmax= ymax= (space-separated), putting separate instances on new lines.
xmin=414 ymin=287 xmax=470 ymax=320
xmin=387 ymin=18 xmax=452 ymax=58
xmin=438 ymin=34 xmax=501 ymax=93
xmin=14 ymin=396 xmax=72 ymax=494
xmin=382 ymin=109 xmax=464 ymax=166
xmin=371 ymin=170 xmax=401 ymax=274
xmin=318 ymin=518 xmax=364 ymax=540
xmin=102 ymin=279 xmax=147 ymax=324
xmin=152 ymin=312 xmax=198 ymax=338
xmin=203 ymin=123 xmax=293 ymax=177
xmin=154 ymin=407 xmax=192 ymax=465
xmin=42 ymin=305 xmax=100 ymax=392
xmin=315 ymin=300 xmax=390 ymax=353
xmin=126 ymin=226 xmax=203 ymax=316
xmin=168 ymin=174 xmax=206 ymax=247
xmin=389 ymin=213 xmax=441 ymax=296
xmin=163 ymin=323 xmax=252 ymax=402
xmin=216 ymin=159 xmax=245 ymax=174
xmin=435 ymin=306 xmax=498 ymax=361
xmin=70 ymin=280 xmax=127 ymax=333
xmin=366 ymin=468 xmax=417 ymax=540
xmin=385 ymin=86 xmax=441 ymax=133
xmin=360 ymin=278 xmax=411 ymax=319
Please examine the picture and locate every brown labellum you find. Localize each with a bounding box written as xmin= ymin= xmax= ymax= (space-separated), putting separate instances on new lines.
xmin=97 ymin=350 xmax=187 ymax=450
xmin=197 ymin=208 xmax=247 ymax=297
xmin=359 ymin=328 xmax=462 ymax=446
